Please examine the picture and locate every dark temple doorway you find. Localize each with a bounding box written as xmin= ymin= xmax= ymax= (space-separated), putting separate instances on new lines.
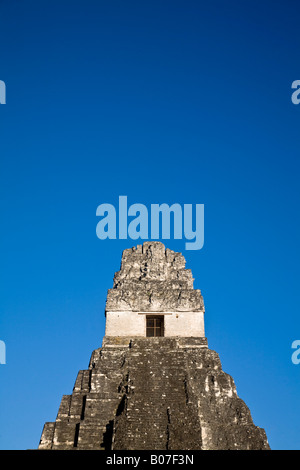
xmin=146 ymin=315 xmax=164 ymax=337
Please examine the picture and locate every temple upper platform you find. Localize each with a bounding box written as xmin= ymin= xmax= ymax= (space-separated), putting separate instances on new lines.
xmin=105 ymin=242 xmax=205 ymax=338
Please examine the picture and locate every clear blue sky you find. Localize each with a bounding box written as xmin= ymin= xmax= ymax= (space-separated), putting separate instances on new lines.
xmin=1 ymin=0 xmax=300 ymax=450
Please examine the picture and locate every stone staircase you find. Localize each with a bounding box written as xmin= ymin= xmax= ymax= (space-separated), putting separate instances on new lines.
xmin=112 ymin=338 xmax=202 ymax=450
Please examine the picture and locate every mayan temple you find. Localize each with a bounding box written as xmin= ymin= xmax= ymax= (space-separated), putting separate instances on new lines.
xmin=38 ymin=241 xmax=270 ymax=450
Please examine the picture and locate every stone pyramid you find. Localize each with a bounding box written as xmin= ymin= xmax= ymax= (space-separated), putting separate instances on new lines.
xmin=38 ymin=242 xmax=270 ymax=450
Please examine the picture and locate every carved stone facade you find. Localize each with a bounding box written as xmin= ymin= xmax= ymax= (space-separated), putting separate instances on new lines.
xmin=38 ymin=242 xmax=270 ymax=450
xmin=105 ymin=242 xmax=205 ymax=337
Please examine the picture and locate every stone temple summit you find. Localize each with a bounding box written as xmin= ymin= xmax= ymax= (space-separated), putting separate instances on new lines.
xmin=38 ymin=241 xmax=270 ymax=450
